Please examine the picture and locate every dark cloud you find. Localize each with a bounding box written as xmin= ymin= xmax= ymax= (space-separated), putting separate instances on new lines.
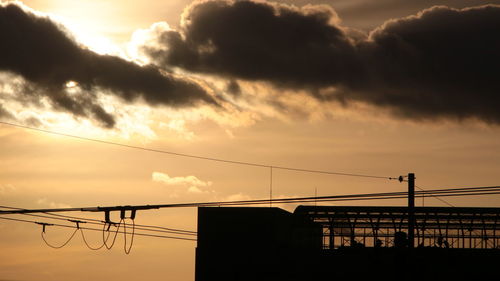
xmin=145 ymin=0 xmax=500 ymax=124
xmin=145 ymin=0 xmax=360 ymax=88
xmin=357 ymin=5 xmax=500 ymax=122
xmin=298 ymin=0 xmax=500 ymax=30
xmin=0 ymin=3 xmax=217 ymax=127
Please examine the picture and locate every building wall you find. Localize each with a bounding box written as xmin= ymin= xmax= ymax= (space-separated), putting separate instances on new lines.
xmin=195 ymin=206 xmax=500 ymax=281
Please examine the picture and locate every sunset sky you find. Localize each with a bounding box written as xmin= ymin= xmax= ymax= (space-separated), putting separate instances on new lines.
xmin=1 ymin=0 xmax=500 ymax=280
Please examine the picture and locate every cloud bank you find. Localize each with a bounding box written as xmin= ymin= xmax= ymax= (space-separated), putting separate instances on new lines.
xmin=0 ymin=3 xmax=217 ymax=127
xmin=144 ymin=0 xmax=500 ymax=124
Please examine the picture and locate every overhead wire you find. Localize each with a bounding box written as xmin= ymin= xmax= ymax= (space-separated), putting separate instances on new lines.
xmin=48 ymin=211 xmax=196 ymax=235
xmin=415 ymin=187 xmax=494 ymax=249
xmin=0 ymin=206 xmax=195 ymax=253
xmin=47 ymin=213 xmax=196 ymax=236
xmin=103 ymin=219 xmax=122 ymax=250
xmin=0 ymin=120 xmax=397 ymax=180
xmin=123 ymin=219 xmax=135 ymax=255
xmin=3 ymin=187 xmax=499 ymax=247
xmin=80 ymin=225 xmax=106 ymax=250
xmin=41 ymin=228 xmax=79 ymax=249
xmin=2 ymin=186 xmax=500 ymax=252
xmin=3 ymin=118 xmax=500 ymax=251
xmin=0 ymin=205 xmax=197 ymax=235
xmin=0 ymin=216 xmax=197 ymax=241
xmin=416 ymin=185 xmax=454 ymax=207
xmin=0 ymin=191 xmax=422 ymax=213
xmin=2 ymin=186 xmax=500 ymax=215
xmin=195 ymin=190 xmax=500 ymax=206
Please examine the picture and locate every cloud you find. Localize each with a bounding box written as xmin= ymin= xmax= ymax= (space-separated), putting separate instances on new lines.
xmin=0 ymin=3 xmax=217 ymax=128
xmin=357 ymin=5 xmax=500 ymax=123
xmin=144 ymin=1 xmax=500 ymax=124
xmin=145 ymin=0 xmax=358 ymax=88
xmin=152 ymin=172 xmax=212 ymax=193
xmin=159 ymin=119 xmax=195 ymax=140
xmin=0 ymin=104 xmax=13 ymax=119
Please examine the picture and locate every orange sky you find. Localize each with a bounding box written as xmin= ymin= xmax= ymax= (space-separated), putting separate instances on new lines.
xmin=1 ymin=1 xmax=500 ymax=280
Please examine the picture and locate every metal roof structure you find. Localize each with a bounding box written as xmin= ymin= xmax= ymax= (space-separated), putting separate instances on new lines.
xmin=295 ymin=205 xmax=500 ymax=249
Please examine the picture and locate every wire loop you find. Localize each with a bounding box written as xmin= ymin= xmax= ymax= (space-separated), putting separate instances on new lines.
xmin=41 ymin=228 xmax=78 ymax=249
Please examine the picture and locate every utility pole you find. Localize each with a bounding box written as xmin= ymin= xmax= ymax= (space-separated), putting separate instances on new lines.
xmin=408 ymin=173 xmax=415 ymax=248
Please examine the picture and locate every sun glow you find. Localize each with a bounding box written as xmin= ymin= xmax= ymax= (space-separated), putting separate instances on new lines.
xmin=75 ymin=32 xmax=124 ymax=56
xmin=0 ymin=1 xmax=125 ymax=56
xmin=55 ymin=17 xmax=125 ymax=56
xmin=27 ymin=2 xmax=127 ymax=56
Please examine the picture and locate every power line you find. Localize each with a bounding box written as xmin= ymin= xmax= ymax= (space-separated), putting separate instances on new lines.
xmin=0 ymin=191 xmax=409 ymax=214
xmin=416 ymin=185 xmax=454 ymax=207
xmin=123 ymin=219 xmax=134 ymax=254
xmin=0 ymin=216 xmax=197 ymax=241
xmin=3 ymin=188 xmax=499 ymax=225
xmin=103 ymin=218 xmax=122 ymax=250
xmin=2 ymin=186 xmax=499 ymax=215
xmin=34 ymin=212 xmax=196 ymax=236
xmin=42 ymin=211 xmax=196 ymax=234
xmin=202 ymin=190 xmax=500 ymax=206
xmin=0 ymin=208 xmax=198 ymax=252
xmin=0 ymin=206 xmax=197 ymax=236
xmin=0 ymin=215 xmax=195 ymax=255
xmin=3 ymin=188 xmax=499 ymax=248
xmin=80 ymin=225 xmax=107 ymax=250
xmin=42 ymin=228 xmax=79 ymax=249
xmin=2 ymin=186 xmax=500 ymax=253
xmin=0 ymin=120 xmax=396 ymax=180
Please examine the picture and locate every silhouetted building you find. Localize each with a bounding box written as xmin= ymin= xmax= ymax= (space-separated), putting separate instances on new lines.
xmin=195 ymin=206 xmax=500 ymax=281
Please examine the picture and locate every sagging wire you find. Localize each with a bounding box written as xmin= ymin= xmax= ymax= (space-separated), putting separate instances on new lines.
xmin=53 ymin=211 xmax=196 ymax=236
xmin=0 ymin=216 xmax=196 ymax=241
xmin=0 ymin=206 xmax=197 ymax=236
xmin=103 ymin=219 xmax=122 ymax=250
xmin=39 ymin=219 xmax=105 ymax=251
xmin=74 ymin=218 xmax=108 ymax=251
xmin=40 ymin=218 xmax=134 ymax=253
xmin=121 ymin=209 xmax=136 ymax=254
xmin=39 ymin=222 xmax=78 ymax=249
xmin=123 ymin=219 xmax=135 ymax=255
xmin=80 ymin=226 xmax=106 ymax=250
xmin=69 ymin=219 xmax=106 ymax=251
xmin=36 ymin=213 xmax=135 ymax=253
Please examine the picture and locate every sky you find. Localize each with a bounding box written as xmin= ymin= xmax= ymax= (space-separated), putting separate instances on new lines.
xmin=1 ymin=0 xmax=500 ymax=280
